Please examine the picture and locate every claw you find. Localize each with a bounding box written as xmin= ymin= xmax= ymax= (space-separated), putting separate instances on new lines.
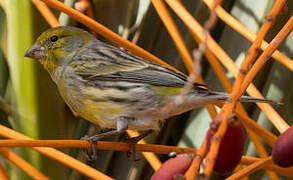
xmin=81 ymin=135 xmax=98 ymax=162
xmin=123 ymin=130 xmax=154 ymax=161
xmin=125 ymin=139 xmax=140 ymax=161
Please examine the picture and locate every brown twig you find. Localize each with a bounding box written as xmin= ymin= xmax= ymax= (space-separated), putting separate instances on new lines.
xmin=151 ymin=0 xmax=218 ymax=124
xmin=74 ymin=0 xmax=97 ymax=36
xmin=0 ymin=97 xmax=12 ymax=116
xmin=180 ymin=0 xmax=222 ymax=97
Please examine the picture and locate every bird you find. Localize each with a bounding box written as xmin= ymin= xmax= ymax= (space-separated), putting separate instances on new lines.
xmin=25 ymin=26 xmax=273 ymax=160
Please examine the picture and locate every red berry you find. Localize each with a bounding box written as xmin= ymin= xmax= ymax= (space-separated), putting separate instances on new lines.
xmin=272 ymin=126 xmax=293 ymax=167
xmin=151 ymin=154 xmax=192 ymax=180
xmin=206 ymin=123 xmax=245 ymax=174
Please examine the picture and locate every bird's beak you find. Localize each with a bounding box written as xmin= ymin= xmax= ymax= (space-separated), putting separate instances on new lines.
xmin=24 ymin=43 xmax=46 ymax=60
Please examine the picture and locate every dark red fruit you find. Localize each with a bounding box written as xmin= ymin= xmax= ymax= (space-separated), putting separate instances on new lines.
xmin=272 ymin=126 xmax=293 ymax=167
xmin=151 ymin=154 xmax=192 ymax=180
xmin=206 ymin=123 xmax=245 ymax=174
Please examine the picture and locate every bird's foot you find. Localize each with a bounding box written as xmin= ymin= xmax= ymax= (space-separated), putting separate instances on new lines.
xmin=81 ymin=134 xmax=103 ymax=162
xmin=123 ymin=130 xmax=154 ymax=161
xmin=123 ymin=136 xmax=141 ymax=161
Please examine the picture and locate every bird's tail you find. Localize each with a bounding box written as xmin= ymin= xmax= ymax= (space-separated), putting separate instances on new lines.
xmin=209 ymin=91 xmax=280 ymax=105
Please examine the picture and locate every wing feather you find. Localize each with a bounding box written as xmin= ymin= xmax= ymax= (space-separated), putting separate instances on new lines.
xmin=71 ymin=39 xmax=206 ymax=88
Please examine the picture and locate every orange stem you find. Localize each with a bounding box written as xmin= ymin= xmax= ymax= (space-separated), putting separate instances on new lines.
xmin=204 ymin=0 xmax=285 ymax=176
xmin=0 ymin=148 xmax=50 ymax=180
xmin=151 ymin=2 xmax=219 ymax=177
xmin=203 ymin=0 xmax=293 ymax=71
xmin=151 ymin=0 xmax=218 ymax=118
xmin=0 ymin=124 xmax=112 ymax=180
xmin=236 ymin=112 xmax=277 ymax=147
xmin=32 ymin=0 xmax=60 ymax=27
xmin=166 ymin=0 xmax=288 ymax=133
xmin=245 ymin=128 xmax=279 ymax=179
xmin=234 ymin=165 xmax=249 ymax=180
xmin=227 ymin=157 xmax=272 ymax=180
xmin=151 ymin=0 xmax=194 ymax=73
xmin=203 ymin=0 xmax=281 ymax=174
xmin=204 ymin=40 xmax=278 ymax=149
xmin=0 ymin=139 xmax=197 ymax=154
xmin=205 ymin=42 xmax=278 ymax=168
xmin=241 ymin=156 xmax=293 ymax=178
xmin=204 ymin=38 xmax=278 ymax=179
xmin=241 ymin=16 xmax=293 ymax=99
xmin=184 ymin=137 xmax=207 ymax=179
xmin=0 ymin=162 xmax=9 ymax=180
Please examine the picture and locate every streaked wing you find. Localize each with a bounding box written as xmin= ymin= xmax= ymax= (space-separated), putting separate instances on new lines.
xmin=72 ymin=39 xmax=206 ymax=88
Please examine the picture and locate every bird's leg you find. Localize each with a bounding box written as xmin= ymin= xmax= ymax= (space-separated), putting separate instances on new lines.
xmin=124 ymin=130 xmax=154 ymax=161
xmin=82 ymin=117 xmax=128 ymax=161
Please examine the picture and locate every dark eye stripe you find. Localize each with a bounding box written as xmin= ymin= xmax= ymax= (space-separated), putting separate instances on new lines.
xmin=50 ymin=35 xmax=58 ymax=42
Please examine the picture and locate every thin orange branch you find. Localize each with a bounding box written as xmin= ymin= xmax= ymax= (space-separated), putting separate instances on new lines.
xmin=0 ymin=162 xmax=9 ymax=180
xmin=205 ymin=49 xmax=278 ymax=159
xmin=0 ymin=148 xmax=50 ymax=180
xmin=32 ymin=0 xmax=60 ymax=27
xmin=203 ymin=0 xmax=286 ymax=175
xmin=203 ymin=41 xmax=278 ymax=146
xmin=150 ymin=0 xmax=218 ymax=123
xmin=178 ymin=0 xmax=277 ymax=153
xmin=203 ymin=0 xmax=293 ymax=71
xmin=0 ymin=124 xmax=113 ymax=180
xmin=166 ymin=0 xmax=288 ymax=133
xmin=205 ymin=0 xmax=284 ymax=176
xmin=204 ymin=44 xmax=278 ymax=169
xmin=151 ymin=0 xmax=194 ymax=73
xmin=0 ymin=139 xmax=197 ymax=154
xmin=241 ymin=16 xmax=293 ymax=97
xmin=227 ymin=0 xmax=286 ymax=108
xmin=236 ymin=112 xmax=277 ymax=147
xmin=227 ymin=157 xmax=272 ymax=180
xmin=206 ymin=56 xmax=278 ymax=178
xmin=185 ymin=137 xmax=207 ymax=179
xmin=150 ymin=2 xmax=221 ymax=177
xmin=234 ymin=165 xmax=249 ymax=180
xmin=242 ymin=123 xmax=278 ymax=178
xmin=204 ymin=40 xmax=278 ymax=178
xmin=241 ymin=156 xmax=293 ymax=178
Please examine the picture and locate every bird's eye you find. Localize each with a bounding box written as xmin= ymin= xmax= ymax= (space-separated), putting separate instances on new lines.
xmin=50 ymin=35 xmax=58 ymax=42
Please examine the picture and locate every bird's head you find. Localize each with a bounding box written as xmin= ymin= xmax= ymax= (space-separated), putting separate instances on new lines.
xmin=25 ymin=26 xmax=94 ymax=72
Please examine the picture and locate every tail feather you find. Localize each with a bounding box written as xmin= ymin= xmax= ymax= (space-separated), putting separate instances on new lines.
xmin=207 ymin=90 xmax=281 ymax=105
xmin=238 ymin=96 xmax=281 ymax=105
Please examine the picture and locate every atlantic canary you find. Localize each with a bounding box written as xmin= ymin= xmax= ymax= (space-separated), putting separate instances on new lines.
xmin=25 ymin=26 xmax=272 ymax=160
